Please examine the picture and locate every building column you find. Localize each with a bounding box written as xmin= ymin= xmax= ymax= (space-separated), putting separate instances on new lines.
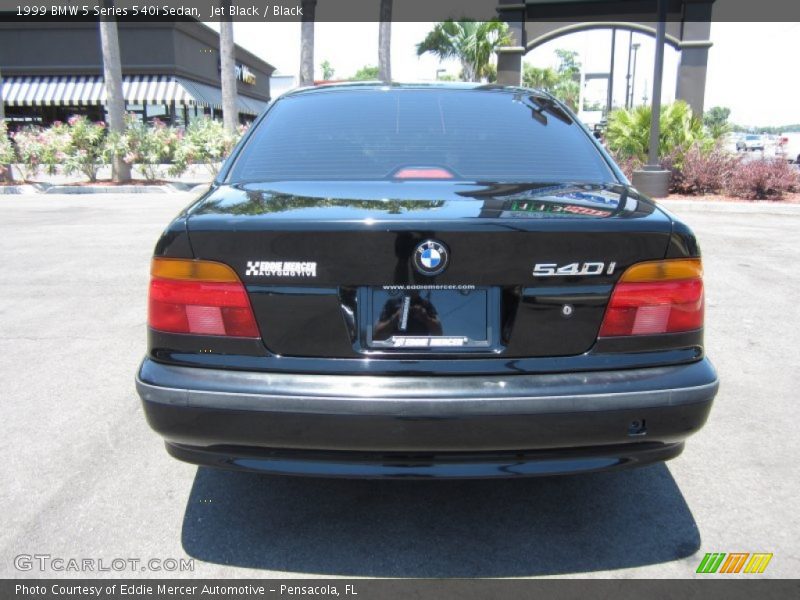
xmin=675 ymin=1 xmax=713 ymax=116
xmin=676 ymin=43 xmax=712 ymax=116
xmin=495 ymin=1 xmax=526 ymax=86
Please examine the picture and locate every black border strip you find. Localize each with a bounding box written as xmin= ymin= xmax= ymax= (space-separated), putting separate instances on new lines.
xmin=1 ymin=0 xmax=799 ymax=23
xmin=3 ymin=579 xmax=799 ymax=600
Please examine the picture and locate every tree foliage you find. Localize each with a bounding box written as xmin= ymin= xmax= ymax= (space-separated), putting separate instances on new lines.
xmin=739 ymin=123 xmax=800 ymax=134
xmin=703 ymin=106 xmax=731 ymax=139
xmin=554 ymin=49 xmax=580 ymax=78
xmin=416 ymin=19 xmax=511 ymax=82
xmin=350 ymin=65 xmax=380 ymax=81
xmin=522 ymin=65 xmax=560 ymax=90
xmin=522 ymin=49 xmax=582 ymax=110
xmin=320 ymin=59 xmax=335 ymax=80
xmin=605 ymin=101 xmax=712 ymax=168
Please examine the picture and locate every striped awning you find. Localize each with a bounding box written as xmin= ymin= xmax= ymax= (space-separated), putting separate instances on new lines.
xmin=1 ymin=75 xmax=267 ymax=115
xmin=176 ymin=77 xmax=268 ymax=115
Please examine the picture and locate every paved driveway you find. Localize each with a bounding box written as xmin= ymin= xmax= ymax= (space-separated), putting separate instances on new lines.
xmin=1 ymin=194 xmax=797 ymax=578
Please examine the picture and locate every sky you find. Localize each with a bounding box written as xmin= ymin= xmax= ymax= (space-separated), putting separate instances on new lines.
xmin=208 ymin=21 xmax=800 ymax=127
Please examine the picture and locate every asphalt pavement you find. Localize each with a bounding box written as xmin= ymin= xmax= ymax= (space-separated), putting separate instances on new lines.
xmin=1 ymin=193 xmax=798 ymax=578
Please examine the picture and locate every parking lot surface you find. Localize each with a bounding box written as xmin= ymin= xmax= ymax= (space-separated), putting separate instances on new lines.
xmin=1 ymin=193 xmax=798 ymax=578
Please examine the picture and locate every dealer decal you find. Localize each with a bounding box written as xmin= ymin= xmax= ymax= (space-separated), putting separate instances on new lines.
xmin=245 ymin=261 xmax=317 ymax=278
xmin=696 ymin=552 xmax=773 ymax=574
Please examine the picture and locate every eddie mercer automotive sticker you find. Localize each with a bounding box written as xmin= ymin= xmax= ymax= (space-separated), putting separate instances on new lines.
xmin=245 ymin=261 xmax=317 ymax=278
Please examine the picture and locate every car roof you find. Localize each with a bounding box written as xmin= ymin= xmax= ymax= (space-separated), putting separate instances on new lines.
xmin=281 ymin=81 xmax=543 ymax=98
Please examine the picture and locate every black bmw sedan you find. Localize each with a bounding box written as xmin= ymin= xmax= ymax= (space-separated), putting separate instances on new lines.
xmin=136 ymin=83 xmax=718 ymax=478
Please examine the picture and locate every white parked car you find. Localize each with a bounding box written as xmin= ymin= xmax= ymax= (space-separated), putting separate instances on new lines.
xmin=736 ymin=134 xmax=765 ymax=152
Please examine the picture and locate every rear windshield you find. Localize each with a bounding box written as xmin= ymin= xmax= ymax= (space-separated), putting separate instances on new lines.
xmin=229 ymin=88 xmax=615 ymax=183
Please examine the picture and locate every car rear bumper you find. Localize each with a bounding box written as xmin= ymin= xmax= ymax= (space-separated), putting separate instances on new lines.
xmin=136 ymin=357 xmax=718 ymax=478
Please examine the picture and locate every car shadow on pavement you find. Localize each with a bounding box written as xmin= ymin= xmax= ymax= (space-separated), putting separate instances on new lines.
xmin=180 ymin=464 xmax=700 ymax=577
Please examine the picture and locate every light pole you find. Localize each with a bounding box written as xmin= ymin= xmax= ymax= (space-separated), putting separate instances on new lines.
xmin=630 ymin=42 xmax=641 ymax=107
xmin=631 ymin=0 xmax=670 ymax=198
xmin=624 ymin=31 xmax=633 ymax=109
xmin=606 ymin=27 xmax=616 ymax=115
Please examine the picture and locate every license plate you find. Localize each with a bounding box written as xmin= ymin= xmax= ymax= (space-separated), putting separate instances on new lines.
xmin=364 ymin=286 xmax=497 ymax=350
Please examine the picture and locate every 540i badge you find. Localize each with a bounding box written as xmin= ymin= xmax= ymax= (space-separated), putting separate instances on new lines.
xmin=533 ymin=261 xmax=617 ymax=277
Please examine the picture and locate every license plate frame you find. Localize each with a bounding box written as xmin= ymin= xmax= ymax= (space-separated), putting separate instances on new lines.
xmin=360 ymin=286 xmax=500 ymax=352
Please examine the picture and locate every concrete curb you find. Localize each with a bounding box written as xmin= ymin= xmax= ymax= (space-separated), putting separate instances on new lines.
xmin=44 ymin=185 xmax=176 ymax=194
xmin=659 ymin=199 xmax=800 ymax=214
xmin=0 ymin=184 xmax=41 ymax=195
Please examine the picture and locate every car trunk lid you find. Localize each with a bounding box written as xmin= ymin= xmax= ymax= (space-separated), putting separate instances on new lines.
xmin=185 ymin=181 xmax=673 ymax=358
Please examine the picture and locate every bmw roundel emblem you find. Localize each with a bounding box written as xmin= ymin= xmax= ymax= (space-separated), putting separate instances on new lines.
xmin=413 ymin=239 xmax=449 ymax=276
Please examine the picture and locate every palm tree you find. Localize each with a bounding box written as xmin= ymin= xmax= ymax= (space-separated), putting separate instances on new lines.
xmin=299 ymin=0 xmax=317 ymax=86
xmin=378 ymin=0 xmax=392 ymax=82
xmin=98 ymin=0 xmax=130 ymax=182
xmin=320 ymin=60 xmax=335 ymax=80
xmin=522 ymin=64 xmax=560 ymax=91
xmin=605 ymin=101 xmax=709 ymax=165
xmin=416 ymin=20 xmax=511 ymax=83
xmin=219 ymin=2 xmax=238 ymax=134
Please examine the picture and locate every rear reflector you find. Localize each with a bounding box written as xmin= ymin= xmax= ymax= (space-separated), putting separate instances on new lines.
xmin=148 ymin=258 xmax=259 ymax=338
xmin=599 ymin=259 xmax=704 ymax=337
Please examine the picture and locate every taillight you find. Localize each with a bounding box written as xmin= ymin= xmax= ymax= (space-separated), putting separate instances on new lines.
xmin=599 ymin=258 xmax=704 ymax=337
xmin=148 ymin=258 xmax=259 ymax=338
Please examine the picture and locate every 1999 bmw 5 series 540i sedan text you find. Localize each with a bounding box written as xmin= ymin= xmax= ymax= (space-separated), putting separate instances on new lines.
xmin=135 ymin=83 xmax=718 ymax=478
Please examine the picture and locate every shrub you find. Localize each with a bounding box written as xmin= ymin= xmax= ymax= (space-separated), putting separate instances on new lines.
xmin=10 ymin=128 xmax=42 ymax=181
xmin=62 ymin=116 xmax=107 ymax=182
xmin=8 ymin=116 xmax=245 ymax=183
xmin=119 ymin=116 xmax=185 ymax=181
xmin=10 ymin=123 xmax=71 ymax=182
xmin=172 ymin=117 xmax=241 ymax=177
xmin=664 ymin=143 xmax=740 ymax=195
xmin=0 ymin=123 xmax=15 ymax=181
xmin=609 ymin=150 xmax=641 ymax=182
xmin=724 ymin=158 xmax=800 ymax=200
